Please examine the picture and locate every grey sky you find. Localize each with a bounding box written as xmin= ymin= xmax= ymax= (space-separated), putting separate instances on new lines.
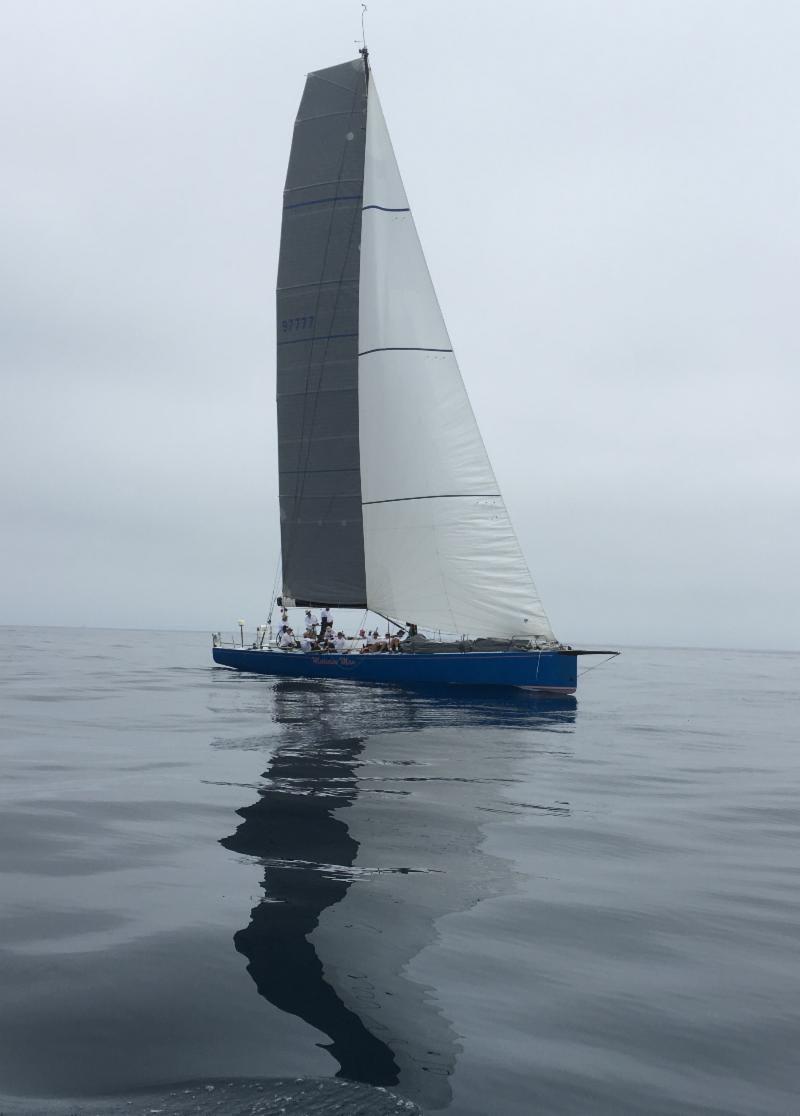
xmin=2 ymin=0 xmax=798 ymax=648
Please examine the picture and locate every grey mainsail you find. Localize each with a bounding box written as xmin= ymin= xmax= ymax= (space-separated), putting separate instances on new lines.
xmin=277 ymin=59 xmax=368 ymax=606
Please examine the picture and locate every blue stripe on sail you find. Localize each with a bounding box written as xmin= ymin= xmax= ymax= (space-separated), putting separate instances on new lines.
xmin=278 ymin=332 xmax=358 ymax=346
xmin=284 ymin=194 xmax=363 ymax=210
xmin=359 ymin=346 xmax=453 ymax=357
xmin=362 ymin=205 xmax=411 ymax=212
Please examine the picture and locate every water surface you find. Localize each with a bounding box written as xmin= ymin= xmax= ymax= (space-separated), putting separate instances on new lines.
xmin=1 ymin=629 xmax=798 ymax=1113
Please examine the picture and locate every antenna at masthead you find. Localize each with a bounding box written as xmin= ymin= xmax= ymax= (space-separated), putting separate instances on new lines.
xmin=358 ymin=4 xmax=369 ymax=80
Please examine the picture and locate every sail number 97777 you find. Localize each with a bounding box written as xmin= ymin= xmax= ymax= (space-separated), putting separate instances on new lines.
xmin=281 ymin=316 xmax=315 ymax=333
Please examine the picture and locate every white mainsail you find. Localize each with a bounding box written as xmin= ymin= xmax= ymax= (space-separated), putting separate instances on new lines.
xmin=357 ymin=81 xmax=555 ymax=642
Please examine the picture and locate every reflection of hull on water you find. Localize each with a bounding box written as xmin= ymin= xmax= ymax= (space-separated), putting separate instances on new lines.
xmin=213 ymin=647 xmax=578 ymax=692
xmin=221 ymin=681 xmax=576 ymax=1111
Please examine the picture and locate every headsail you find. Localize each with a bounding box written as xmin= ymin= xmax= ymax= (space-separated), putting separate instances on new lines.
xmin=358 ymin=81 xmax=555 ymax=641
xmin=276 ymin=59 xmax=368 ymax=607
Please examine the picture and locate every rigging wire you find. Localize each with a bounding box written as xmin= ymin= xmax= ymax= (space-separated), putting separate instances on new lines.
xmin=578 ymin=653 xmax=619 ymax=677
xmin=266 ymin=553 xmax=282 ymax=624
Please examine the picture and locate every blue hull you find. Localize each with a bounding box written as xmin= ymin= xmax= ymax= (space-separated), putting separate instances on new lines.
xmin=212 ymin=647 xmax=577 ymax=692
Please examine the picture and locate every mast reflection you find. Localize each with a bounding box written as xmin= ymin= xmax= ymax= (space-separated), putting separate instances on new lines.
xmin=221 ymin=681 xmax=576 ymax=1109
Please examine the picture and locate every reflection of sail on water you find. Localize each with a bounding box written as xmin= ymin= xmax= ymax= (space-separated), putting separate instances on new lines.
xmin=221 ymin=681 xmax=576 ymax=1111
xmin=221 ymin=718 xmax=399 ymax=1085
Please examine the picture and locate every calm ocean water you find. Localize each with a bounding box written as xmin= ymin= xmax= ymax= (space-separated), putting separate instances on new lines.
xmin=1 ymin=627 xmax=798 ymax=1114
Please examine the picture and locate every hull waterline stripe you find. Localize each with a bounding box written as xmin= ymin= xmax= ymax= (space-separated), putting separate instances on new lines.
xmin=284 ymin=194 xmax=362 ymax=210
xmin=359 ymin=346 xmax=453 ymax=357
xmin=362 ymin=205 xmax=411 ymax=212
xmin=363 ymin=493 xmax=500 ymax=506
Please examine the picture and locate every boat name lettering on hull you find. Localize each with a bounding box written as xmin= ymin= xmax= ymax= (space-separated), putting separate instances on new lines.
xmin=311 ymin=655 xmax=358 ymax=669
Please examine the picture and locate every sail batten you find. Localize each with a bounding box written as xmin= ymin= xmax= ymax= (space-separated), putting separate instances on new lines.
xmin=359 ymin=346 xmax=453 ymax=356
xmin=363 ymin=494 xmax=502 ymax=506
xmin=284 ymin=195 xmax=363 ymax=210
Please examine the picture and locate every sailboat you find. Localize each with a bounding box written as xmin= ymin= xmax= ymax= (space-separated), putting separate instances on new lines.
xmin=212 ymin=51 xmax=616 ymax=693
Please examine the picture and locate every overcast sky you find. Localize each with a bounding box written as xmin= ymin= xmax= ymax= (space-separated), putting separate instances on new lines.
xmin=2 ymin=0 xmax=798 ymax=649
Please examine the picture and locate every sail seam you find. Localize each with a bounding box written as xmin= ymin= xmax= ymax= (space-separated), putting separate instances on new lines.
xmin=285 ymin=178 xmax=362 ymax=193
xmin=363 ymin=494 xmax=500 ymax=505
xmin=359 ymin=346 xmax=453 ymax=357
xmin=277 ymin=279 xmax=357 ymax=292
xmin=295 ymin=110 xmax=362 ymax=123
xmin=278 ymin=381 xmax=356 ymax=395
xmin=284 ymin=195 xmax=362 ymax=210
xmin=278 ymin=332 xmax=358 ymax=346
xmin=306 ymin=73 xmax=360 ymax=95
xmin=281 ymin=467 xmax=362 ymax=474
xmin=362 ymin=204 xmax=410 ymax=212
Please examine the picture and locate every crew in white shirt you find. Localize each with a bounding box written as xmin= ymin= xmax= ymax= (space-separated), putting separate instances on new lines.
xmin=300 ymin=635 xmax=313 ymax=652
xmin=304 ymin=609 xmax=319 ymax=633
xmin=278 ymin=628 xmax=296 ymax=649
xmin=333 ymin=631 xmax=346 ymax=652
xmin=320 ymin=607 xmax=332 ymax=638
